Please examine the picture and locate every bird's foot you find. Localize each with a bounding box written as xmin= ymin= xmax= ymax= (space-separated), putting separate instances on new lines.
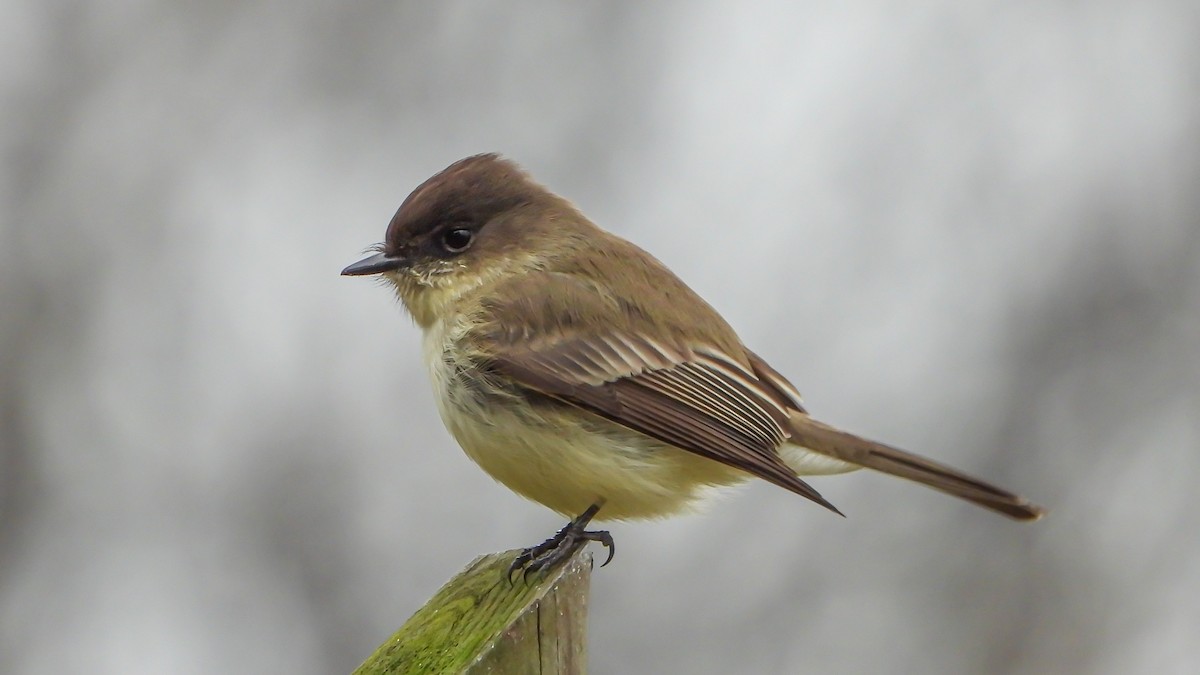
xmin=507 ymin=504 xmax=614 ymax=581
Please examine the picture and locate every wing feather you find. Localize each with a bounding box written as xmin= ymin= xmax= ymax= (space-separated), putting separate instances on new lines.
xmin=636 ymin=368 xmax=774 ymax=447
xmin=489 ymin=332 xmax=841 ymax=514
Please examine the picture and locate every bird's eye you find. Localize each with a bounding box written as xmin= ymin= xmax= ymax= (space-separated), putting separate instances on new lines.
xmin=441 ymin=228 xmax=474 ymax=253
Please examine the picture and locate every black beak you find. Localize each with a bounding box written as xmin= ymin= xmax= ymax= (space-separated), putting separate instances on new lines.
xmin=341 ymin=252 xmax=407 ymax=276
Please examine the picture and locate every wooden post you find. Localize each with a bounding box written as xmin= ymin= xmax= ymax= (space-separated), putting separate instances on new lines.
xmin=352 ymin=547 xmax=592 ymax=675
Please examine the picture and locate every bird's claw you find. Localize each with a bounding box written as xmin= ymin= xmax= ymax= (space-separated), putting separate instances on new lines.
xmin=507 ymin=507 xmax=614 ymax=582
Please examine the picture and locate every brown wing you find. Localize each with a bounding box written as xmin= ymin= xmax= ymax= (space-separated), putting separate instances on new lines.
xmin=488 ymin=331 xmax=842 ymax=515
xmin=745 ymin=348 xmax=808 ymax=414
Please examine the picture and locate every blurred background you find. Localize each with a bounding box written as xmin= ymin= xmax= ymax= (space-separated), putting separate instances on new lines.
xmin=2 ymin=2 xmax=1197 ymax=673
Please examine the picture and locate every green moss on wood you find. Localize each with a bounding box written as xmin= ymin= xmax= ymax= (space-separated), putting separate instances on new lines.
xmin=353 ymin=548 xmax=592 ymax=675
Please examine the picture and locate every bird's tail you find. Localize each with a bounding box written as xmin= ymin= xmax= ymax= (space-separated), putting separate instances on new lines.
xmin=786 ymin=413 xmax=1044 ymax=521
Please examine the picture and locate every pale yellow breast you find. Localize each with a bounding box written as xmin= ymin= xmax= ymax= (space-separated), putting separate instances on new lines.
xmin=420 ymin=319 xmax=748 ymax=521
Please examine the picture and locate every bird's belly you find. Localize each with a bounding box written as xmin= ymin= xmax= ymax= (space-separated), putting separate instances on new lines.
xmin=444 ymin=398 xmax=748 ymax=520
xmin=422 ymin=325 xmax=746 ymax=520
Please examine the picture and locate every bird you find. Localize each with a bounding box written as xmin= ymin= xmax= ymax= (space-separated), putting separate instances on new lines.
xmin=341 ymin=153 xmax=1044 ymax=576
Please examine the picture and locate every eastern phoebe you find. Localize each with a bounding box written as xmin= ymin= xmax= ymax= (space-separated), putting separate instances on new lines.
xmin=343 ymin=154 xmax=1043 ymax=575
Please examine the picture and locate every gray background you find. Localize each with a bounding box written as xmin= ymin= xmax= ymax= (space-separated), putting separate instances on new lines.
xmin=3 ymin=2 xmax=1197 ymax=674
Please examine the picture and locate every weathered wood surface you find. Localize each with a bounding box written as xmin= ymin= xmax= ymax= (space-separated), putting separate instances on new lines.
xmin=353 ymin=547 xmax=592 ymax=675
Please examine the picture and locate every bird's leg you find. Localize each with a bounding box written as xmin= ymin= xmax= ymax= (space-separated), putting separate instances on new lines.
xmin=507 ymin=503 xmax=614 ymax=581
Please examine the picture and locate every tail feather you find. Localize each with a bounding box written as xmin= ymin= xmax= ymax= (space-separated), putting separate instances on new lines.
xmin=787 ymin=414 xmax=1045 ymax=521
